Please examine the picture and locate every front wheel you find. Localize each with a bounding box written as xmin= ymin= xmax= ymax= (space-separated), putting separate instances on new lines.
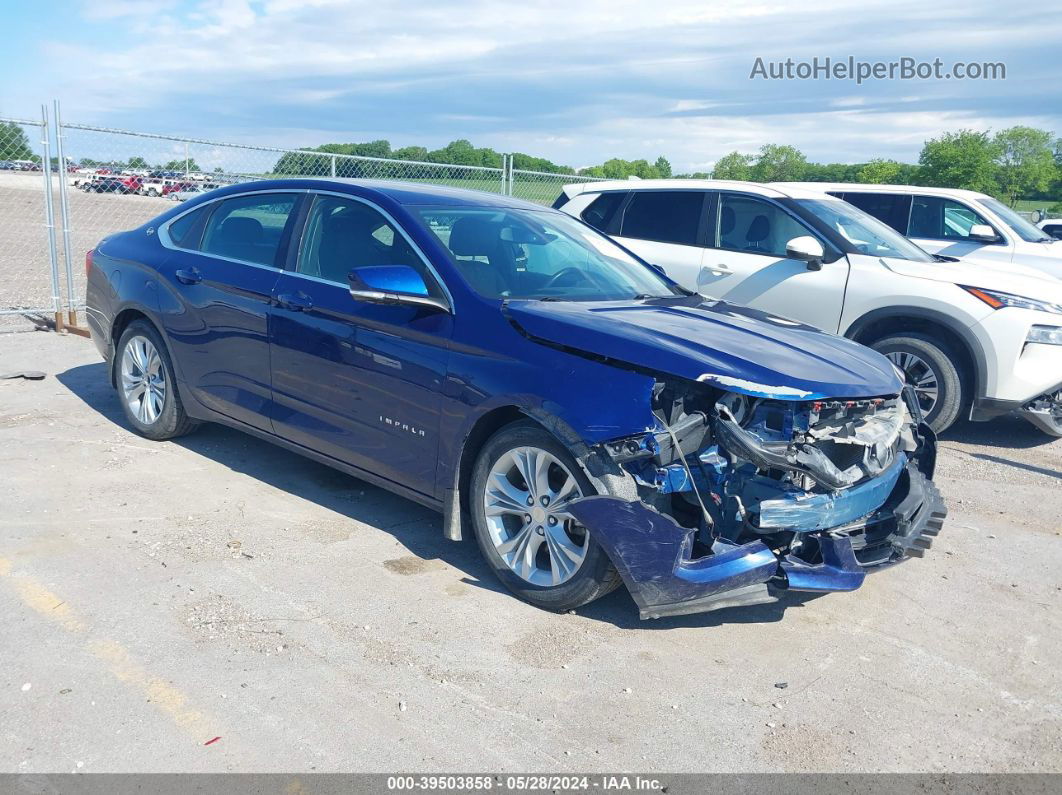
xmin=871 ymin=333 xmax=965 ymax=432
xmin=115 ymin=320 xmax=197 ymax=440
xmin=469 ymin=421 xmax=622 ymax=612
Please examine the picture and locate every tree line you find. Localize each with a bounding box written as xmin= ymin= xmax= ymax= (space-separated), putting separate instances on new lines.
xmin=705 ymin=127 xmax=1061 ymax=208
xmin=6 ymin=119 xmax=1059 ymax=208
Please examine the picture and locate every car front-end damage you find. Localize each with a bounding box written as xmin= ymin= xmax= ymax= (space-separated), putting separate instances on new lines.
xmin=568 ymin=377 xmax=946 ymax=619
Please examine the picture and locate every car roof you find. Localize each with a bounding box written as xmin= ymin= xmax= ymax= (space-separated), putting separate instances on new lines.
xmin=775 ymin=182 xmax=994 ymax=201
xmin=563 ymin=178 xmax=837 ymax=201
xmin=209 ymin=177 xmax=549 ymax=210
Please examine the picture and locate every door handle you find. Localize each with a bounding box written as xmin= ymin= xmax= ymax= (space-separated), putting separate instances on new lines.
xmin=276 ymin=292 xmax=313 ymax=311
xmin=175 ymin=268 xmax=202 ymax=285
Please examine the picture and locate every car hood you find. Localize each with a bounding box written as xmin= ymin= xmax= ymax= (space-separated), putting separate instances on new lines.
xmin=504 ymin=297 xmax=902 ymax=400
xmin=880 ymin=256 xmax=1062 ymax=298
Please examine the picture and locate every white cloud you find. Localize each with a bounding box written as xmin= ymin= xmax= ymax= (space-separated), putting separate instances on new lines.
xmin=6 ymin=0 xmax=1052 ymax=170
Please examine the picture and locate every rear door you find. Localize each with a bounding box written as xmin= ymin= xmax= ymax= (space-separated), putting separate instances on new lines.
xmin=697 ymin=191 xmax=849 ymax=331
xmin=609 ymin=190 xmax=708 ymax=288
xmin=158 ymin=191 xmax=300 ymax=431
xmin=268 ymin=192 xmax=453 ymax=496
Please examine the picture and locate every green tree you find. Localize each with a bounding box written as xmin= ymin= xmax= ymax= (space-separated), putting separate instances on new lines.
xmin=749 ymin=144 xmax=808 ymax=182
xmin=654 ymin=156 xmax=672 ymax=178
xmin=993 ymin=126 xmax=1057 ymax=205
xmin=857 ymin=159 xmax=906 ymax=184
xmin=162 ymin=158 xmax=200 ymax=172
xmin=0 ymin=121 xmax=34 ymax=161
xmin=711 ymin=151 xmax=753 ymax=180
xmin=917 ymin=130 xmax=999 ymax=194
xmin=127 ymin=155 xmax=149 ymax=169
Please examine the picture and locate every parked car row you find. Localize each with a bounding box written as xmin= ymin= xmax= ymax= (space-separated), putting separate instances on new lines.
xmin=84 ymin=178 xmax=951 ymax=621
xmin=556 ymin=180 xmax=1062 ymax=437
xmin=69 ymin=171 xmax=223 ymax=198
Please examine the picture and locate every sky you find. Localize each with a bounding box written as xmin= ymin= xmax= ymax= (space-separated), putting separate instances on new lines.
xmin=1 ymin=0 xmax=1060 ymax=173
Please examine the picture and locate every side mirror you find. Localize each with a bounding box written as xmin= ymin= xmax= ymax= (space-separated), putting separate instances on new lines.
xmin=348 ymin=265 xmax=449 ymax=313
xmin=968 ymin=224 xmax=1000 ymax=242
xmin=785 ymin=236 xmax=825 ymax=271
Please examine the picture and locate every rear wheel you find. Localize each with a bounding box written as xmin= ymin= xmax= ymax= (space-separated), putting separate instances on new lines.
xmin=115 ymin=320 xmax=197 ymax=440
xmin=871 ymin=333 xmax=965 ymax=432
xmin=470 ymin=421 xmax=622 ymax=612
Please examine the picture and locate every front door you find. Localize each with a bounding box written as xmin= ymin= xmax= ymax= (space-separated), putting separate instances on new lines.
xmin=696 ymin=192 xmax=850 ymax=332
xmin=268 ymin=193 xmax=453 ymax=497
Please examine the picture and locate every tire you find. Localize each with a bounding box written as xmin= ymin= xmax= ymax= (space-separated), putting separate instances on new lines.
xmin=469 ymin=420 xmax=623 ymax=612
xmin=871 ymin=333 xmax=965 ymax=432
xmin=114 ymin=320 xmax=197 ymax=440
xmin=147 ymin=188 xmax=158 ymax=197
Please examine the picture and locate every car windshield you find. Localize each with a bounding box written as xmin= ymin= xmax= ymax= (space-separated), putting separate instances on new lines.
xmin=978 ymin=197 xmax=1054 ymax=243
xmin=415 ymin=206 xmax=684 ymax=301
xmin=794 ymin=198 xmax=935 ymax=262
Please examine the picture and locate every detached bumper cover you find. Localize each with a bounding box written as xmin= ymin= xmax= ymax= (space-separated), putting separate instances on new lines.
xmin=567 ymin=460 xmax=947 ymax=620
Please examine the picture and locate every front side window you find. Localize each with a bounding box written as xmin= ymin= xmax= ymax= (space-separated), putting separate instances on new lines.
xmin=200 ymin=193 xmax=297 ymax=266
xmin=619 ymin=191 xmax=703 ymax=246
xmin=714 ymin=194 xmax=810 ymax=257
xmin=909 ymin=196 xmax=994 ymax=241
xmin=416 ymin=206 xmax=682 ymax=301
xmin=296 ymin=195 xmax=438 ymax=290
xmin=839 ymin=192 xmax=913 ymax=235
xmin=794 ymin=198 xmax=933 ymax=262
xmin=978 ymin=197 xmax=1054 ymax=243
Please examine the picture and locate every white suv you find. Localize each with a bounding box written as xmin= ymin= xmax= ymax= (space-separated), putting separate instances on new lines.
xmin=779 ymin=183 xmax=1062 ymax=280
xmin=556 ymin=180 xmax=1062 ymax=436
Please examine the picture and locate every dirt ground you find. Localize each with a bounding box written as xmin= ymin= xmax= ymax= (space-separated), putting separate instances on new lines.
xmin=0 ymin=330 xmax=1059 ymax=773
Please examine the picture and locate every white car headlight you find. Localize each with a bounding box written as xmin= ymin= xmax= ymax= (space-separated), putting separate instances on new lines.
xmin=1027 ymin=325 xmax=1062 ymax=345
xmin=962 ymin=286 xmax=1062 ymax=315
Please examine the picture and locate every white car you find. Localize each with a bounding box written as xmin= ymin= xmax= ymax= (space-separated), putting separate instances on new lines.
xmin=556 ymin=179 xmax=1062 ymax=436
xmin=778 ymin=183 xmax=1062 ymax=280
xmin=1040 ymin=218 xmax=1062 ymax=241
xmin=169 ymin=186 xmax=203 ymax=202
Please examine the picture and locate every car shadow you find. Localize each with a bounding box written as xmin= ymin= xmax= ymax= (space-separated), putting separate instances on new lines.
xmin=59 ymin=361 xmax=831 ymax=628
xmin=939 ymin=415 xmax=1058 ymax=450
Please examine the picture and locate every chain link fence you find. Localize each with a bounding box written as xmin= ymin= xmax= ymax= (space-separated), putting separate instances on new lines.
xmin=510 ymin=167 xmax=603 ymax=206
xmin=0 ymin=115 xmax=61 ymax=327
xmin=2 ymin=107 xmax=612 ymax=332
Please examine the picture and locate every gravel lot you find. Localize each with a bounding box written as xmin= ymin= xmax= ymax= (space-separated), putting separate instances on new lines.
xmin=0 ymin=331 xmax=1060 ymax=774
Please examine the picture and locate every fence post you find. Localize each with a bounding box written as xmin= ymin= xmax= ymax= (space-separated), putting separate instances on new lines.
xmin=53 ymin=99 xmax=89 ymax=337
xmin=38 ymin=105 xmax=63 ymax=329
xmin=331 ymin=154 xmax=337 ymax=177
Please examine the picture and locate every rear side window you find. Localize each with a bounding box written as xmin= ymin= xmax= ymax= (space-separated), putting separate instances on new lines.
xmin=840 ymin=192 xmax=912 ymax=235
xmin=1044 ymin=223 xmax=1062 ymax=240
xmin=200 ymin=193 xmax=298 ymax=266
xmin=581 ymin=192 xmax=626 ymax=232
xmin=167 ymin=205 xmax=210 ymax=249
xmin=620 ymin=191 xmax=703 ymax=246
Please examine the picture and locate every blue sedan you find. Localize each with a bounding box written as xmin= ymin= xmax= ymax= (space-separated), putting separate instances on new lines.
xmin=85 ymin=179 xmax=945 ymax=619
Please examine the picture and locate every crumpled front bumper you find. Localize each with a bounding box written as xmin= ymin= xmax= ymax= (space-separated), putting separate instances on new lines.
xmin=567 ymin=459 xmax=947 ymax=620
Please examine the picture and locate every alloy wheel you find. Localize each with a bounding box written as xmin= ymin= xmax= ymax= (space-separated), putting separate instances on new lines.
xmin=120 ymin=335 xmax=166 ymax=425
xmin=886 ymin=350 xmax=939 ymax=418
xmin=482 ymin=446 xmax=588 ymax=587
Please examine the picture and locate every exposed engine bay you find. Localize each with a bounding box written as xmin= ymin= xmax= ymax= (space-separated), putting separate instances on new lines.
xmin=571 ymin=377 xmax=946 ymax=619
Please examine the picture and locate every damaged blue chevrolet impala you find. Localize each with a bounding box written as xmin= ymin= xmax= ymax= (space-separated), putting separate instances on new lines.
xmin=85 ymin=179 xmax=946 ymax=619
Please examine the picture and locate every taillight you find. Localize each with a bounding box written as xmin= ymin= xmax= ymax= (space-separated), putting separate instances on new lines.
xmin=85 ymin=249 xmax=94 ymax=277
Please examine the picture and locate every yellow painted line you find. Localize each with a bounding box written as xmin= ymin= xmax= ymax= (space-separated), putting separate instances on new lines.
xmin=0 ymin=556 xmax=220 ymax=741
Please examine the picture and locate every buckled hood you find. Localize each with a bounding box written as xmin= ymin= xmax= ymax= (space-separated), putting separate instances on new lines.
xmin=504 ymin=296 xmax=902 ymax=400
